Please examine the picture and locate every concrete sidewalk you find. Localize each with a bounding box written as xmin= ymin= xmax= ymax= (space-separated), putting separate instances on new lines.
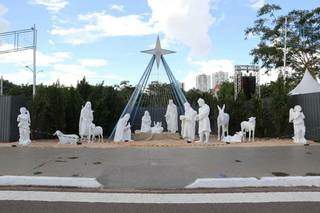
xmin=0 ymin=145 xmax=319 ymax=189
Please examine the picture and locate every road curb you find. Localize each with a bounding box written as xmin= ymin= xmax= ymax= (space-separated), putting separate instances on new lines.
xmin=1 ymin=191 xmax=320 ymax=203
xmin=0 ymin=176 xmax=103 ymax=188
xmin=186 ymin=176 xmax=320 ymax=188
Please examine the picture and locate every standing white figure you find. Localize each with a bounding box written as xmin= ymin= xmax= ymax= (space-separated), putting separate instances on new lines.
xmin=289 ymin=105 xmax=307 ymax=144
xmin=165 ymin=99 xmax=178 ymax=133
xmin=241 ymin=117 xmax=256 ymax=141
xmin=79 ymin=101 xmax=94 ymax=140
xmin=141 ymin=111 xmax=152 ymax=133
xmin=217 ymin=104 xmax=229 ymax=141
xmin=196 ymin=98 xmax=211 ymax=143
xmin=17 ymin=107 xmax=31 ymax=146
xmin=180 ymin=102 xmax=197 ymax=142
xmin=114 ymin=113 xmax=132 ymax=142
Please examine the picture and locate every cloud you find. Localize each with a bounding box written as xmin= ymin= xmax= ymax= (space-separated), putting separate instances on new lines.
xmin=0 ymin=3 xmax=9 ymax=32
xmin=0 ymin=48 xmax=119 ymax=86
xmin=0 ymin=49 xmax=72 ymax=67
xmin=50 ymin=12 xmax=154 ymax=45
xmin=110 ymin=4 xmax=124 ymax=12
xmin=50 ymin=0 xmax=216 ymax=56
xmin=44 ymin=63 xmax=122 ymax=86
xmin=29 ymin=0 xmax=68 ymax=13
xmin=183 ymin=58 xmax=234 ymax=90
xmin=4 ymin=70 xmax=33 ymax=85
xmin=78 ymin=58 xmax=108 ymax=67
xmin=147 ymin=0 xmax=214 ymax=56
xmin=248 ymin=0 xmax=265 ymax=10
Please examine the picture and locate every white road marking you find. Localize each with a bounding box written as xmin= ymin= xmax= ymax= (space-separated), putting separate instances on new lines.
xmin=186 ymin=176 xmax=320 ymax=188
xmin=0 ymin=191 xmax=320 ymax=203
xmin=0 ymin=176 xmax=102 ymax=188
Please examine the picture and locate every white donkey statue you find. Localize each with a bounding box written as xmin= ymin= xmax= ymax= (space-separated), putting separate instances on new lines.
xmin=240 ymin=117 xmax=256 ymax=141
xmin=217 ymin=104 xmax=229 ymax=141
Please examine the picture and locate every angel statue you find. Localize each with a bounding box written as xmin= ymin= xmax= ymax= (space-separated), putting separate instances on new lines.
xmin=289 ymin=105 xmax=307 ymax=144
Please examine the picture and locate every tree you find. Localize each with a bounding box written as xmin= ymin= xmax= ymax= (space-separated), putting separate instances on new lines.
xmin=77 ymin=77 xmax=92 ymax=102
xmin=269 ymin=76 xmax=290 ymax=137
xmin=245 ymin=4 xmax=320 ymax=79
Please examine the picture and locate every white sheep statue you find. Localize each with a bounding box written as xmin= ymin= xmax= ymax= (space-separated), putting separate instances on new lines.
xmin=240 ymin=117 xmax=256 ymax=141
xmin=223 ymin=131 xmax=243 ymax=143
xmin=88 ymin=123 xmax=103 ymax=142
xmin=53 ymin=130 xmax=79 ymax=144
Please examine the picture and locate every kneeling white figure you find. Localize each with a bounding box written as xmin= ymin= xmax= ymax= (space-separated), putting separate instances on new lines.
xmin=114 ymin=113 xmax=132 ymax=142
xmin=289 ymin=105 xmax=306 ymax=144
xmin=54 ymin=130 xmax=79 ymax=144
xmin=141 ymin=111 xmax=152 ymax=133
xmin=240 ymin=117 xmax=256 ymax=141
xmin=88 ymin=123 xmax=103 ymax=142
xmin=180 ymin=102 xmax=197 ymax=142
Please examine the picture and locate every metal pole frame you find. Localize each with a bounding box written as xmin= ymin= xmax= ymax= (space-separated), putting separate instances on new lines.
xmin=0 ymin=26 xmax=37 ymax=97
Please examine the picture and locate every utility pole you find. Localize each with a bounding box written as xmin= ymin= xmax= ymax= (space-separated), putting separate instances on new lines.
xmin=283 ymin=16 xmax=288 ymax=77
xmin=0 ymin=76 xmax=3 ymax=96
xmin=32 ymin=24 xmax=37 ymax=98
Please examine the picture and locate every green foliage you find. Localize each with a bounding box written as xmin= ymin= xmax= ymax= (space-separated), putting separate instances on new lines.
xmin=245 ymin=4 xmax=320 ymax=80
xmin=269 ymin=77 xmax=290 ymax=137
xmin=31 ymin=83 xmax=66 ymax=138
xmin=3 ymin=77 xmax=295 ymax=139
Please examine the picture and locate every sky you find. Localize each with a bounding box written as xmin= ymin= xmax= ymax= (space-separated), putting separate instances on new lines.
xmin=0 ymin=0 xmax=318 ymax=90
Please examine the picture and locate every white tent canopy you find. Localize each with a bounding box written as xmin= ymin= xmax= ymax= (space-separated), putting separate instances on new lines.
xmin=289 ymin=70 xmax=320 ymax=95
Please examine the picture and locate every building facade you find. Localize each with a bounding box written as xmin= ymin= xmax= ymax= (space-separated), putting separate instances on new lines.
xmin=212 ymin=71 xmax=228 ymax=89
xmin=196 ymin=74 xmax=211 ymax=92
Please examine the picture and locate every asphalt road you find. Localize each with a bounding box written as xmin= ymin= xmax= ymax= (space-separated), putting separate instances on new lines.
xmin=1 ymin=201 xmax=320 ymax=213
xmin=0 ymin=145 xmax=319 ymax=189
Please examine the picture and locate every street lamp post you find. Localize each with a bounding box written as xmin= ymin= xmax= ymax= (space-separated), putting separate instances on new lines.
xmin=0 ymin=76 xmax=3 ymax=96
xmin=25 ymin=65 xmax=42 ymax=97
xmin=283 ymin=16 xmax=288 ymax=77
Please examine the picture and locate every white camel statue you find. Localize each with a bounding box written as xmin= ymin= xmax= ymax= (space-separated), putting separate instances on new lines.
xmin=217 ymin=104 xmax=229 ymax=141
xmin=88 ymin=123 xmax=103 ymax=142
xmin=241 ymin=117 xmax=256 ymax=141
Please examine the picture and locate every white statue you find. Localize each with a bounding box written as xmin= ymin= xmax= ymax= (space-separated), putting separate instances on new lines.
xmin=17 ymin=107 xmax=31 ymax=146
xmin=223 ymin=131 xmax=243 ymax=143
xmin=53 ymin=130 xmax=79 ymax=144
xmin=151 ymin=122 xmax=164 ymax=134
xmin=141 ymin=111 xmax=152 ymax=133
xmin=165 ymin=99 xmax=178 ymax=133
xmin=180 ymin=102 xmax=197 ymax=142
xmin=241 ymin=117 xmax=256 ymax=141
xmin=217 ymin=104 xmax=229 ymax=141
xmin=114 ymin=113 xmax=132 ymax=142
xmin=88 ymin=123 xmax=103 ymax=142
xmin=289 ymin=105 xmax=307 ymax=144
xmin=79 ymin=101 xmax=94 ymax=140
xmin=196 ymin=98 xmax=211 ymax=143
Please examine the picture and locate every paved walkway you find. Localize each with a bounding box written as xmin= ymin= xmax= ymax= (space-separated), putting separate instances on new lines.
xmin=0 ymin=145 xmax=319 ymax=189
